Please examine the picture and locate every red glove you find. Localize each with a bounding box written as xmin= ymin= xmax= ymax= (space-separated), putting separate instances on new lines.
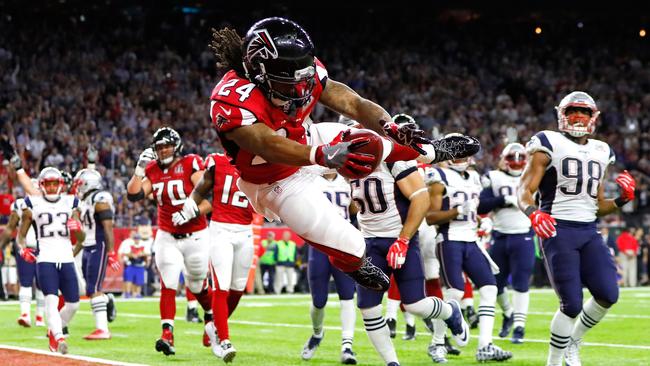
xmin=386 ymin=237 xmax=409 ymax=269
xmin=20 ymin=247 xmax=37 ymax=263
xmin=615 ymin=170 xmax=635 ymax=202
xmin=66 ymin=218 xmax=82 ymax=233
xmin=529 ymin=210 xmax=557 ymax=239
xmin=107 ymin=251 xmax=121 ymax=271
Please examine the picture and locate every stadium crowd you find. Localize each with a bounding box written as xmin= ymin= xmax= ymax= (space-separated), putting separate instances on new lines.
xmin=1 ymin=4 xmax=650 ymax=298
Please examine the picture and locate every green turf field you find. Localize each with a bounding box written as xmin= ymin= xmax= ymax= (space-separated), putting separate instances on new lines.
xmin=1 ymin=288 xmax=649 ymax=365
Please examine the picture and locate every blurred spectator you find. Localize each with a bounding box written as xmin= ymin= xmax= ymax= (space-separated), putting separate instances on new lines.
xmin=274 ymin=231 xmax=297 ymax=295
xmin=119 ymin=232 xmax=151 ymax=298
xmin=259 ymin=232 xmax=277 ymax=294
xmin=617 ymin=228 xmax=639 ymax=287
xmin=601 ymin=227 xmax=619 ymax=256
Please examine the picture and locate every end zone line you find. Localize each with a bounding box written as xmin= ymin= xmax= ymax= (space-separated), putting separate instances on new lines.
xmin=0 ymin=344 xmax=148 ymax=366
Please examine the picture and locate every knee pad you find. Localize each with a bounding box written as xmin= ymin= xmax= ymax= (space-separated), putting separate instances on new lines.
xmin=360 ymin=304 xmax=383 ymax=319
xmin=443 ymin=287 xmax=463 ymax=302
xmin=478 ymin=285 xmax=497 ymax=304
xmin=186 ymin=278 xmax=206 ymax=294
xmin=561 ymin=302 xmax=582 ymax=318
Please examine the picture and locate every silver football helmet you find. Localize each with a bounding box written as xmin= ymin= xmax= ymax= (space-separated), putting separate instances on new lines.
xmin=500 ymin=143 xmax=527 ymax=176
xmin=74 ymin=168 xmax=103 ymax=197
xmin=38 ymin=167 xmax=65 ymax=201
xmin=555 ymin=91 xmax=600 ymax=137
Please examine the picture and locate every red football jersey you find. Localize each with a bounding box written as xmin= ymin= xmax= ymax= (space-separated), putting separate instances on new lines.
xmin=205 ymin=153 xmax=253 ymax=225
xmin=145 ymin=154 xmax=208 ymax=234
xmin=210 ymin=58 xmax=328 ymax=184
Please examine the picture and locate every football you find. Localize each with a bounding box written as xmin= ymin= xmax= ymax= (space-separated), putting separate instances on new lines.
xmin=336 ymin=129 xmax=384 ymax=180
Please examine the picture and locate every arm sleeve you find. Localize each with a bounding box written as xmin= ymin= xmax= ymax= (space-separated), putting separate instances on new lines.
xmin=477 ymin=187 xmax=505 ymax=214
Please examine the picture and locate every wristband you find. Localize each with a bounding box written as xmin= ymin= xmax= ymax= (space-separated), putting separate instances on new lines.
xmin=309 ymin=146 xmax=318 ymax=165
xmin=523 ymin=205 xmax=537 ymax=217
xmin=614 ymin=196 xmax=629 ymax=208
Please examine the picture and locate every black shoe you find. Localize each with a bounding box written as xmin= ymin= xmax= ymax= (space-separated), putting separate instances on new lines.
xmin=186 ymin=307 xmax=200 ymax=323
xmin=511 ymin=326 xmax=525 ymax=344
xmin=62 ymin=326 xmax=69 ymax=339
xmin=464 ymin=306 xmax=479 ymax=329
xmin=340 ymin=348 xmax=357 ymax=365
xmin=444 ymin=335 xmax=461 ymax=356
xmin=498 ymin=313 xmax=514 ymax=338
xmin=106 ymin=293 xmax=117 ymax=323
xmin=402 ymin=324 xmax=416 ymax=341
xmin=386 ymin=318 xmax=397 ymax=339
xmin=423 ymin=317 xmax=434 ymax=333
xmin=345 ymin=257 xmax=389 ymax=292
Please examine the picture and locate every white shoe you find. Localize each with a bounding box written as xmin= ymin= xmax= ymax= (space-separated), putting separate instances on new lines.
xmin=564 ymin=338 xmax=582 ymax=366
xmin=475 ymin=343 xmax=513 ymax=362
xmin=428 ymin=344 xmax=448 ymax=364
xmin=204 ymin=321 xmax=218 ymax=347
xmin=219 ymin=339 xmax=236 ymax=363
xmin=301 ymin=333 xmax=324 ymax=360
xmin=35 ymin=315 xmax=45 ymax=327
xmin=17 ymin=314 xmax=31 ymax=327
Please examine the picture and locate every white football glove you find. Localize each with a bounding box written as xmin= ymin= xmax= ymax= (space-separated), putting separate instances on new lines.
xmin=479 ymin=217 xmax=493 ymax=234
xmin=172 ymin=198 xmax=199 ymax=226
xmin=456 ymin=199 xmax=477 ymax=219
xmin=504 ymin=195 xmax=518 ymax=207
xmin=134 ymin=148 xmax=156 ymax=177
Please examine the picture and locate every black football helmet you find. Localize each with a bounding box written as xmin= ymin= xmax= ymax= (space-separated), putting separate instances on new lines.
xmin=242 ymin=17 xmax=316 ymax=110
xmin=392 ymin=113 xmax=417 ymax=126
xmin=151 ymin=127 xmax=183 ymax=165
xmin=61 ymin=171 xmax=73 ymax=192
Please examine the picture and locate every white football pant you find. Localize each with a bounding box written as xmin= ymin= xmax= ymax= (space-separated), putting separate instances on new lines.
xmin=209 ymin=221 xmax=254 ymax=292
xmin=154 ymin=228 xmax=209 ymax=293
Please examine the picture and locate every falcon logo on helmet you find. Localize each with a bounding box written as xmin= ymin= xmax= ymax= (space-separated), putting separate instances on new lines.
xmin=500 ymin=142 xmax=527 ymax=176
xmin=151 ymin=127 xmax=183 ymax=165
xmin=555 ymin=91 xmax=600 ymax=137
xmin=246 ymin=29 xmax=279 ymax=60
xmin=38 ymin=167 xmax=65 ymax=201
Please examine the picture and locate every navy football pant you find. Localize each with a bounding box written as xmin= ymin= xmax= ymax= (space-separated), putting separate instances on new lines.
xmin=489 ymin=230 xmax=535 ymax=294
xmin=357 ymin=236 xmax=425 ymax=309
xmin=437 ymin=240 xmax=496 ymax=291
xmin=38 ymin=262 xmax=80 ymax=303
xmin=540 ymin=220 xmax=618 ymax=318
xmin=308 ymin=245 xmax=355 ymax=308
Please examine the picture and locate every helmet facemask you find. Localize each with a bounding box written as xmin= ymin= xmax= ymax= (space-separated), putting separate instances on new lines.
xmin=556 ymin=91 xmax=600 ymax=137
xmin=38 ymin=167 xmax=65 ymax=201
xmin=151 ymin=127 xmax=183 ymax=166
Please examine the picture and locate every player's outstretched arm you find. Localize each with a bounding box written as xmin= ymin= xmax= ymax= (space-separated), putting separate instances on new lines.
xmin=425 ymin=182 xmax=459 ymax=225
xmin=320 ymin=79 xmax=392 ymax=136
xmin=597 ymin=170 xmax=636 ymax=216
xmin=226 ymin=123 xmax=313 ymax=166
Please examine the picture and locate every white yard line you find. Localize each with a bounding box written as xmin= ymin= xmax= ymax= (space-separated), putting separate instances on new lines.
xmin=68 ymin=310 xmax=650 ymax=351
xmin=0 ymin=344 xmax=149 ymax=365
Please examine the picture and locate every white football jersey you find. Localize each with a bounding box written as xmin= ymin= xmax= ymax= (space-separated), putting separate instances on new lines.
xmin=13 ymin=198 xmax=36 ymax=248
xmin=24 ymin=194 xmax=79 ymax=263
xmin=318 ymin=174 xmax=352 ymax=221
xmin=430 ymin=167 xmax=482 ymax=242
xmin=482 ymin=170 xmax=531 ymax=234
xmin=78 ymin=190 xmax=115 ymax=247
xmin=527 ymin=130 xmax=614 ymax=222
xmin=353 ymin=160 xmax=418 ymax=238
xmin=417 ymin=162 xmax=438 ymax=243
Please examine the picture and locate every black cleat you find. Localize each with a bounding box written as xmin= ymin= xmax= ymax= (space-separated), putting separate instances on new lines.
xmin=340 ymin=348 xmax=357 ymax=365
xmin=106 ymin=293 xmax=117 ymax=323
xmin=345 ymin=257 xmax=389 ymax=292
xmin=444 ymin=335 xmax=461 ymax=356
xmin=386 ymin=318 xmax=397 ymax=339
xmin=498 ymin=313 xmax=514 ymax=338
xmin=402 ymin=324 xmax=416 ymax=341
xmin=464 ymin=306 xmax=479 ymax=329
xmin=511 ymin=326 xmax=525 ymax=344
xmin=186 ymin=306 xmax=200 ymax=323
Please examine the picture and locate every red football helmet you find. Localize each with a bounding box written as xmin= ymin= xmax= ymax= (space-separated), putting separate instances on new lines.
xmin=500 ymin=143 xmax=527 ymax=176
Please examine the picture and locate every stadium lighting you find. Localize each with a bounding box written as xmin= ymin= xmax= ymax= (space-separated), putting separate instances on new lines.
xmin=535 ymin=26 xmax=542 ymax=34
xmin=640 ymin=29 xmax=647 ymax=37
xmin=577 ymin=22 xmax=584 ymax=29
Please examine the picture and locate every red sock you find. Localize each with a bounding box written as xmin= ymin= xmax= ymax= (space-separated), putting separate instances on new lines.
xmin=57 ymin=295 xmax=65 ymax=311
xmin=227 ymin=290 xmax=244 ymax=317
xmin=426 ymin=278 xmax=443 ymax=299
xmin=160 ymin=288 xmax=177 ymax=323
xmin=186 ymin=287 xmax=197 ymax=302
xmin=387 ymin=275 xmax=401 ymax=301
xmin=308 ymin=242 xmax=362 ymax=272
xmin=211 ymin=276 xmax=230 ymax=341
xmin=192 ymin=286 xmax=213 ymax=312
xmin=463 ymin=277 xmax=473 ymax=299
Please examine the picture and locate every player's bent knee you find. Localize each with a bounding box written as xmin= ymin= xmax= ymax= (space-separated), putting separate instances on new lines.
xmin=186 ymin=279 xmax=205 ymax=294
xmin=561 ymin=303 xmax=582 ymax=318
xmin=65 ymin=302 xmax=80 ymax=311
xmin=478 ymin=285 xmax=497 ymax=302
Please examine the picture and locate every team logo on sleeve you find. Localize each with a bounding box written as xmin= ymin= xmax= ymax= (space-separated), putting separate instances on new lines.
xmin=246 ymin=29 xmax=278 ymax=60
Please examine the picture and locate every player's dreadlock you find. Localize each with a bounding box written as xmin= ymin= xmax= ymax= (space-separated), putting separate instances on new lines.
xmin=209 ymin=27 xmax=245 ymax=75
